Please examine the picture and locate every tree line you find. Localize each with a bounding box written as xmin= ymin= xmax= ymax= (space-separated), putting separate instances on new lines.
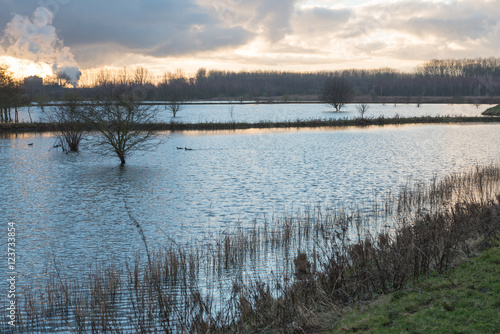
xmin=1 ymin=57 xmax=500 ymax=119
xmin=78 ymin=57 xmax=500 ymax=101
xmin=83 ymin=59 xmax=500 ymax=101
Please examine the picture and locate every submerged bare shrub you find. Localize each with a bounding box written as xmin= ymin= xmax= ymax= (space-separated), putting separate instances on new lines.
xmin=44 ymin=92 xmax=86 ymax=152
xmin=82 ymin=89 xmax=161 ymax=165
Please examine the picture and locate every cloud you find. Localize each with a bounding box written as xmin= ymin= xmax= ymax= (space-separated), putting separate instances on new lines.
xmin=197 ymin=0 xmax=297 ymax=42
xmin=0 ymin=0 xmax=255 ymax=68
xmin=1 ymin=6 xmax=81 ymax=84
xmin=293 ymin=7 xmax=352 ymax=36
xmin=48 ymin=0 xmax=255 ymax=67
xmin=1 ymin=0 xmax=500 ymax=72
xmin=387 ymin=1 xmax=500 ymax=41
xmin=285 ymin=7 xmax=352 ymax=51
xmin=379 ymin=1 xmax=500 ymax=60
xmin=283 ymin=0 xmax=500 ymax=66
xmin=46 ymin=0 xmax=298 ymax=67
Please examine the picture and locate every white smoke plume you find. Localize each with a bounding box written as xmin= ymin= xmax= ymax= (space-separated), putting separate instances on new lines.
xmin=1 ymin=7 xmax=81 ymax=86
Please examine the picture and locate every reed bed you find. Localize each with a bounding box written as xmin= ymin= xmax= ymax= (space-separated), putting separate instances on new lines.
xmin=3 ymin=164 xmax=500 ymax=333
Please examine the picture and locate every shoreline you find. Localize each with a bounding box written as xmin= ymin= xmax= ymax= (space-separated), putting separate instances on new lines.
xmin=331 ymin=241 xmax=500 ymax=333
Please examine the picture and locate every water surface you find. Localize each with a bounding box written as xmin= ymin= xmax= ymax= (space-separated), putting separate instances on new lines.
xmin=15 ymin=102 xmax=492 ymax=124
xmin=1 ymin=123 xmax=499 ymax=286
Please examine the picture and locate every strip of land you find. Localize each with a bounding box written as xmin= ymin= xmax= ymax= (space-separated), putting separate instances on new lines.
xmin=1 ymin=115 xmax=500 ymax=133
xmin=483 ymin=104 xmax=500 ymax=116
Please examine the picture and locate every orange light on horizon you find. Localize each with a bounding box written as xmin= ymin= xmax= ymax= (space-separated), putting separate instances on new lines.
xmin=0 ymin=56 xmax=54 ymax=80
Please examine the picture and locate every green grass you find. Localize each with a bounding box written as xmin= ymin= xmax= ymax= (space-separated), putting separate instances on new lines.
xmin=331 ymin=242 xmax=500 ymax=333
xmin=483 ymin=104 xmax=500 ymax=116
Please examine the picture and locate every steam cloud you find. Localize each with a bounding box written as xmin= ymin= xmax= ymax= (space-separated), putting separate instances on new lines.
xmin=1 ymin=6 xmax=81 ymax=86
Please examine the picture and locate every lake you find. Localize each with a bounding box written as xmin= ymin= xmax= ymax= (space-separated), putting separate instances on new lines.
xmin=0 ymin=104 xmax=499 ymax=331
xmin=1 ymin=123 xmax=499 ymax=276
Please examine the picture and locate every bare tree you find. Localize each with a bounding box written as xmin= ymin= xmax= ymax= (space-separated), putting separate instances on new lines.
xmin=356 ymin=103 xmax=369 ymax=119
xmin=134 ymin=67 xmax=150 ymax=86
xmin=44 ymin=92 xmax=86 ymax=152
xmin=165 ymin=92 xmax=183 ymax=117
xmin=82 ymin=90 xmax=160 ymax=165
xmin=321 ymin=77 xmax=353 ymax=112
xmin=95 ymin=68 xmax=114 ymax=87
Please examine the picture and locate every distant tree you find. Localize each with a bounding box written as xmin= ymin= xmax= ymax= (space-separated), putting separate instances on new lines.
xmin=45 ymin=92 xmax=85 ymax=152
xmin=95 ymin=68 xmax=114 ymax=88
xmin=195 ymin=68 xmax=207 ymax=85
xmin=0 ymin=65 xmax=14 ymax=122
xmin=321 ymin=77 xmax=353 ymax=112
xmin=0 ymin=66 xmax=27 ymax=123
xmin=10 ymin=77 xmax=28 ymax=123
xmin=356 ymin=104 xmax=369 ymax=119
xmin=82 ymin=90 xmax=160 ymax=165
xmin=166 ymin=93 xmax=183 ymax=117
xmin=57 ymin=72 xmax=71 ymax=87
xmin=134 ymin=67 xmax=150 ymax=86
xmin=34 ymin=93 xmax=50 ymax=112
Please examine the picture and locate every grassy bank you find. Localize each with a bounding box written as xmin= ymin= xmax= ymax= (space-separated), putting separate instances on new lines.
xmin=1 ymin=115 xmax=500 ymax=133
xmin=483 ymin=104 xmax=500 ymax=116
xmin=332 ymin=242 xmax=500 ymax=333
xmin=3 ymin=165 xmax=500 ymax=333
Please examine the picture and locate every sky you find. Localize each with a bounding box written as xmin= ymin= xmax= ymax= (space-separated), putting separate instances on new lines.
xmin=1 ymin=0 xmax=499 ymax=81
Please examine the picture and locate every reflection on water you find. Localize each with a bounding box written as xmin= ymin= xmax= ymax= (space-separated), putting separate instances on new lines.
xmin=0 ymin=123 xmax=499 ymax=288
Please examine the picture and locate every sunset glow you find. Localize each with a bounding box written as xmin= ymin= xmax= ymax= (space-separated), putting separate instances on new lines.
xmin=0 ymin=56 xmax=54 ymax=80
xmin=1 ymin=0 xmax=499 ymax=84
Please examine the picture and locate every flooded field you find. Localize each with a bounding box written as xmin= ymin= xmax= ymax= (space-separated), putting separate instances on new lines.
xmin=14 ymin=102 xmax=491 ymax=124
